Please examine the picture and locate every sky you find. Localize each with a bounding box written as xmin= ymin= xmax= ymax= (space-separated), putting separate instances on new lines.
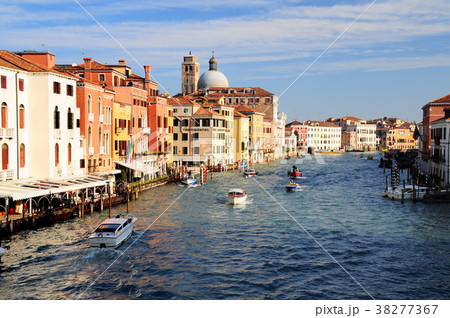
xmin=1 ymin=0 xmax=450 ymax=123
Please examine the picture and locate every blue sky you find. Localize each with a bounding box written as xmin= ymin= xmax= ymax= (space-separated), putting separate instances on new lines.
xmin=2 ymin=0 xmax=450 ymax=123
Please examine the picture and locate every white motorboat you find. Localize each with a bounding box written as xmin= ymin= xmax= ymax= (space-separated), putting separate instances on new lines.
xmin=243 ymin=169 xmax=258 ymax=177
xmin=89 ymin=214 xmax=137 ymax=248
xmin=181 ymin=174 xmax=197 ymax=186
xmin=227 ymin=189 xmax=247 ymax=205
xmin=285 ymin=181 xmax=301 ymax=192
xmin=382 ymin=185 xmax=430 ymax=200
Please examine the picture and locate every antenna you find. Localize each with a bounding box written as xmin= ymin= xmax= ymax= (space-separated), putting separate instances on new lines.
xmin=40 ymin=43 xmax=46 ymax=52
xmin=82 ymin=48 xmax=85 ymax=57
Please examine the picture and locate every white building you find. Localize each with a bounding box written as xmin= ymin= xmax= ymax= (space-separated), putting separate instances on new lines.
xmin=0 ymin=50 xmax=83 ymax=180
xmin=430 ymin=110 xmax=450 ymax=187
xmin=304 ymin=121 xmax=342 ymax=152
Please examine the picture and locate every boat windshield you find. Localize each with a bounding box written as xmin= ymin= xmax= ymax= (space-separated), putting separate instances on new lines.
xmin=94 ymin=224 xmax=120 ymax=233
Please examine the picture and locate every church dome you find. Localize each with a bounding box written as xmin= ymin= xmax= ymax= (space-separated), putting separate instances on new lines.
xmin=197 ymin=54 xmax=229 ymax=90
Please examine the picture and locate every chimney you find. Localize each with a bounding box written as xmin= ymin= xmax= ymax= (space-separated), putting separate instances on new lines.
xmin=144 ymin=65 xmax=152 ymax=80
xmin=17 ymin=51 xmax=55 ymax=68
xmin=118 ymin=59 xmax=126 ymax=65
xmin=83 ymin=57 xmax=92 ymax=69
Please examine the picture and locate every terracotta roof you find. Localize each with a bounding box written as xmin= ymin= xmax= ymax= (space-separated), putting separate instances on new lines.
xmin=234 ymin=104 xmax=264 ymax=115
xmin=0 ymin=50 xmax=59 ymax=73
xmin=286 ymin=120 xmax=302 ymax=126
xmin=194 ymin=107 xmax=221 ymax=116
xmin=207 ymin=86 xmax=274 ymax=96
xmin=167 ymin=97 xmax=194 ymax=106
xmin=429 ymin=94 xmax=450 ymax=104
xmin=339 ymin=116 xmax=363 ymax=122
xmin=233 ymin=110 xmax=249 ymax=119
xmin=304 ymin=120 xmax=340 ymax=128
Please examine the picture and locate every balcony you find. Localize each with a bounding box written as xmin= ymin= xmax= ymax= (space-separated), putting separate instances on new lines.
xmin=157 ymin=128 xmax=162 ymax=135
xmin=0 ymin=128 xmax=14 ymax=139
xmin=88 ymin=113 xmax=94 ymax=122
xmin=54 ymin=167 xmax=62 ymax=176
xmin=142 ymin=127 xmax=150 ymax=135
xmin=68 ymin=165 xmax=75 ymax=175
xmin=68 ymin=129 xmax=74 ymax=139
xmin=100 ymin=146 xmax=105 ymax=155
xmin=99 ymin=114 xmax=104 ymax=123
xmin=165 ymin=128 xmax=169 ymax=135
xmin=0 ymin=169 xmax=14 ymax=181
xmin=54 ymin=129 xmax=62 ymax=139
xmin=88 ymin=147 xmax=94 ymax=156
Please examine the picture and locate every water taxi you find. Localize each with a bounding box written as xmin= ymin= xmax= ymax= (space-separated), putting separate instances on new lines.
xmin=285 ymin=181 xmax=301 ymax=192
xmin=243 ymin=169 xmax=258 ymax=177
xmin=89 ymin=214 xmax=137 ymax=248
xmin=288 ymin=166 xmax=302 ymax=179
xmin=181 ymin=174 xmax=197 ymax=186
xmin=227 ymin=189 xmax=247 ymax=205
xmin=382 ymin=186 xmax=430 ymax=200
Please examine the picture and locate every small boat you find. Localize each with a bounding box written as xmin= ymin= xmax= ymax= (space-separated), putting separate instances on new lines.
xmin=243 ymin=168 xmax=258 ymax=177
xmin=285 ymin=181 xmax=301 ymax=192
xmin=288 ymin=166 xmax=302 ymax=179
xmin=0 ymin=247 xmax=5 ymax=259
xmin=89 ymin=214 xmax=137 ymax=248
xmin=367 ymin=155 xmax=374 ymax=160
xmin=382 ymin=186 xmax=430 ymax=200
xmin=181 ymin=174 xmax=197 ymax=186
xmin=227 ymin=189 xmax=247 ymax=205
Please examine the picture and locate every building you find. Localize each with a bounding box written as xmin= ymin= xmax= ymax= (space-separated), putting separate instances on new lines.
xmin=285 ymin=120 xmax=308 ymax=151
xmin=328 ymin=116 xmax=376 ymax=151
xmin=168 ymin=97 xmax=228 ymax=166
xmin=197 ymin=55 xmax=229 ymax=91
xmin=181 ymin=52 xmax=200 ymax=95
xmin=1 ymin=50 xmax=83 ymax=179
xmin=303 ymin=120 xmax=342 ymax=152
xmin=233 ymin=110 xmax=250 ymax=164
xmin=234 ymin=105 xmax=265 ymax=163
xmin=429 ymin=109 xmax=450 ymax=187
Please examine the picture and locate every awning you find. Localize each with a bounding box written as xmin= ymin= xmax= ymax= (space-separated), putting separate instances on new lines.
xmin=0 ymin=175 xmax=109 ymax=201
xmin=114 ymin=161 xmax=147 ymax=174
xmin=93 ymin=169 xmax=122 ymax=176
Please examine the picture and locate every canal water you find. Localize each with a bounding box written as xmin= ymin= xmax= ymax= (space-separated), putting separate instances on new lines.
xmin=0 ymin=153 xmax=448 ymax=300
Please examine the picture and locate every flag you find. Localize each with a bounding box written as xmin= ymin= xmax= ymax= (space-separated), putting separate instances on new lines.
xmin=126 ymin=139 xmax=133 ymax=164
xmin=413 ymin=126 xmax=420 ymax=140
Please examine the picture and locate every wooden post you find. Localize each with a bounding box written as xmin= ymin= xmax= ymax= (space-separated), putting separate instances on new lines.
xmin=412 ymin=180 xmax=416 ymax=203
xmin=401 ymin=188 xmax=405 ymax=204
xmin=126 ymin=189 xmax=130 ymax=214
xmin=108 ymin=191 xmax=112 ymax=218
xmin=386 ymin=175 xmax=389 ymax=191
xmin=407 ymin=168 xmax=410 ymax=185
xmin=81 ymin=191 xmax=85 ymax=218
xmin=383 ymin=159 xmax=386 ymax=174
xmin=100 ymin=189 xmax=104 ymax=213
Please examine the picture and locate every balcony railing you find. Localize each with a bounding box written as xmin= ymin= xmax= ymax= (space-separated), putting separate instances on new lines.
xmin=0 ymin=128 xmax=14 ymax=139
xmin=99 ymin=114 xmax=104 ymax=123
xmin=68 ymin=129 xmax=74 ymax=139
xmin=142 ymin=127 xmax=150 ymax=135
xmin=88 ymin=113 xmax=94 ymax=122
xmin=0 ymin=169 xmax=14 ymax=181
xmin=54 ymin=129 xmax=61 ymax=139
xmin=88 ymin=147 xmax=94 ymax=156
xmin=100 ymin=146 xmax=105 ymax=155
xmin=68 ymin=165 xmax=74 ymax=175
xmin=54 ymin=167 xmax=62 ymax=176
xmin=157 ymin=128 xmax=162 ymax=135
xmin=165 ymin=128 xmax=169 ymax=135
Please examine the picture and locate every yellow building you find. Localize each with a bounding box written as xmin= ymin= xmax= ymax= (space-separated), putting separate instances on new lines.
xmin=166 ymin=104 xmax=174 ymax=169
xmin=112 ymin=101 xmax=132 ymax=162
xmin=233 ymin=110 xmax=250 ymax=164
xmin=235 ymin=105 xmax=265 ymax=163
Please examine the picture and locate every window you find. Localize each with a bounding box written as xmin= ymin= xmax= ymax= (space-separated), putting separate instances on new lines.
xmin=67 ymin=108 xmax=73 ymax=129
xmin=68 ymin=143 xmax=72 ymax=165
xmin=183 ymin=108 xmax=189 ymax=113
xmin=194 ymin=147 xmax=199 ymax=155
xmin=1 ymin=103 xmax=6 ymax=128
xmin=173 ymin=108 xmax=178 ymax=113
xmin=55 ymin=143 xmax=59 ymax=167
xmin=173 ymin=133 xmax=178 ymax=141
xmin=20 ymin=144 xmax=25 ymax=168
xmin=183 ymin=147 xmax=188 ymax=154
xmin=19 ymin=79 xmax=24 ymax=91
xmin=173 ymin=146 xmax=178 ymax=154
xmin=88 ymin=127 xmax=92 ymax=148
xmin=1 ymin=143 xmax=8 ymax=170
xmin=98 ymin=128 xmax=102 ymax=149
xmin=80 ymin=159 xmax=85 ymax=169
xmin=98 ymin=97 xmax=102 ymax=114
xmin=54 ymin=106 xmax=60 ymax=129
xmin=1 ymin=76 xmax=6 ymax=89
xmin=193 ymin=133 xmax=199 ymax=140
xmin=99 ymin=74 xmax=105 ymax=81
xmin=67 ymin=84 xmax=73 ymax=96
xmin=182 ymin=119 xmax=189 ymax=127
xmin=87 ymin=95 xmax=92 ymax=113
xmin=19 ymin=104 xmax=24 ymax=128
xmin=174 ymin=119 xmax=179 ymax=127
xmin=53 ymin=81 xmax=61 ymax=94
xmin=182 ymin=133 xmax=188 ymax=141
xmin=202 ymin=119 xmax=210 ymax=127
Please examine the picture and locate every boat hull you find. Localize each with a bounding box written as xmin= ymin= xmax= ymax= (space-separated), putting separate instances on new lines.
xmin=288 ymin=172 xmax=302 ymax=179
xmin=228 ymin=195 xmax=247 ymax=205
xmin=89 ymin=218 xmax=136 ymax=248
xmin=181 ymin=178 xmax=196 ymax=186
xmin=286 ymin=184 xmax=301 ymax=192
xmin=383 ymin=186 xmax=429 ymax=200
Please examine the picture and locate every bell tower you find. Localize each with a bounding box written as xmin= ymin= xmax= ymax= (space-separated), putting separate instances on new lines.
xmin=181 ymin=51 xmax=199 ymax=95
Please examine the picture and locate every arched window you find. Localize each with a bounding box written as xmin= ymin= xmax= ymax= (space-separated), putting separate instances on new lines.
xmin=87 ymin=95 xmax=92 ymax=113
xmin=98 ymin=127 xmax=102 ymax=149
xmin=54 ymin=106 xmax=60 ymax=129
xmin=1 ymin=143 xmax=8 ymax=170
xmin=67 ymin=108 xmax=73 ymax=129
xmin=68 ymin=143 xmax=72 ymax=165
xmin=98 ymin=97 xmax=102 ymax=115
xmin=19 ymin=104 xmax=25 ymax=129
xmin=1 ymin=102 xmax=7 ymax=128
xmin=88 ymin=126 xmax=92 ymax=148
xmin=20 ymin=144 xmax=25 ymax=168
xmin=55 ymin=143 xmax=59 ymax=167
